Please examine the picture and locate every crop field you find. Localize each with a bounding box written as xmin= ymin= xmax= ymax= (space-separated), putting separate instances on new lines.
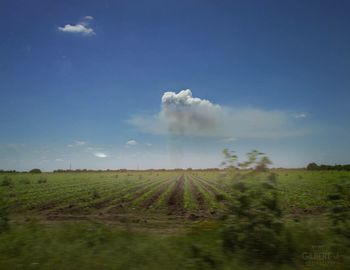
xmin=1 ymin=170 xmax=349 ymax=227
xmin=1 ymin=170 xmax=349 ymax=269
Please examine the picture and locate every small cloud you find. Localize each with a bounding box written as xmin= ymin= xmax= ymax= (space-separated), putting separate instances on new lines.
xmin=126 ymin=140 xmax=137 ymax=146
xmin=58 ymin=16 xmax=95 ymax=36
xmin=220 ymin=137 xmax=237 ymax=143
xmin=294 ymin=113 xmax=307 ymax=119
xmin=55 ymin=158 xmax=64 ymax=162
xmin=75 ymin=140 xmax=86 ymax=146
xmin=58 ymin=24 xmax=95 ymax=36
xmin=67 ymin=140 xmax=87 ymax=147
xmin=94 ymin=152 xmax=107 ymax=158
xmin=146 ymin=143 xmax=152 ymax=147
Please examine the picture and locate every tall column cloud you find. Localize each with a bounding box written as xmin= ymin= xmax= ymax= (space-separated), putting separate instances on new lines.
xmin=128 ymin=89 xmax=310 ymax=139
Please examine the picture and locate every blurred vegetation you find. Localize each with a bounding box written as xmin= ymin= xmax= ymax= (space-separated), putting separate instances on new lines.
xmin=222 ymin=149 xmax=272 ymax=173
xmin=221 ymin=173 xmax=297 ymax=265
xmin=1 ymin=176 xmax=13 ymax=187
xmin=0 ymin=197 xmax=9 ymax=233
xmin=0 ymin=151 xmax=349 ymax=269
xmin=37 ymin=176 xmax=47 ymax=184
xmin=30 ymin=168 xmax=42 ymax=174
xmin=326 ymin=182 xmax=350 ymax=246
xmin=307 ymin=163 xmax=350 ymax=171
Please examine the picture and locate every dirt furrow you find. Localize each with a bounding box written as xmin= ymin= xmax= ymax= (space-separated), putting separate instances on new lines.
xmin=188 ymin=178 xmax=206 ymax=210
xmin=166 ymin=175 xmax=185 ymax=215
xmin=141 ymin=181 xmax=173 ymax=209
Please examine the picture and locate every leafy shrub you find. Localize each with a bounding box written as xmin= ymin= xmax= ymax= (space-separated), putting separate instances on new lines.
xmin=222 ymin=149 xmax=272 ymax=176
xmin=1 ymin=176 xmax=13 ymax=187
xmin=37 ymin=177 xmax=47 ymax=184
xmin=221 ymin=173 xmax=296 ymax=264
xmin=30 ymin=168 xmax=41 ymax=174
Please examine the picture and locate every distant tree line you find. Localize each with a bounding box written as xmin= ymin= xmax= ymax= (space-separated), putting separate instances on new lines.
xmin=0 ymin=169 xmax=42 ymax=174
xmin=306 ymin=162 xmax=350 ymax=171
xmin=53 ymin=169 xmax=127 ymax=173
xmin=0 ymin=170 xmax=18 ymax=173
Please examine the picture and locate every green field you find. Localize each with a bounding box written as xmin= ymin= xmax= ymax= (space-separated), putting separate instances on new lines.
xmin=0 ymin=170 xmax=349 ymax=269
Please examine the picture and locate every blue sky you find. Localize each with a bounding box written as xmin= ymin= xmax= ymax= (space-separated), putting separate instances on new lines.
xmin=1 ymin=0 xmax=350 ymax=170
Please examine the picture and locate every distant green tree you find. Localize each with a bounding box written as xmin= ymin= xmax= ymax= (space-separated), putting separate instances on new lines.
xmin=29 ymin=168 xmax=42 ymax=174
xmin=306 ymin=163 xmax=319 ymax=170
xmin=306 ymin=163 xmax=350 ymax=171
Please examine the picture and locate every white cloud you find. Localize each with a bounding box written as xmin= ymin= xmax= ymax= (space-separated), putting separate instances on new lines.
xmin=58 ymin=24 xmax=95 ymax=36
xmin=294 ymin=113 xmax=307 ymax=118
xmin=75 ymin=140 xmax=86 ymax=146
xmin=55 ymin=158 xmax=64 ymax=162
xmin=67 ymin=140 xmax=87 ymax=147
xmin=160 ymin=89 xmax=221 ymax=134
xmin=128 ymin=89 xmax=309 ymax=139
xmin=220 ymin=137 xmax=237 ymax=143
xmin=126 ymin=140 xmax=137 ymax=146
xmin=58 ymin=16 xmax=95 ymax=36
xmin=94 ymin=152 xmax=107 ymax=158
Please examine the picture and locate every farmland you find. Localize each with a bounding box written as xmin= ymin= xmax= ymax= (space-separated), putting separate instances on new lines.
xmin=0 ymin=170 xmax=349 ymax=269
xmin=1 ymin=170 xmax=347 ymax=224
xmin=1 ymin=171 xmax=225 ymax=228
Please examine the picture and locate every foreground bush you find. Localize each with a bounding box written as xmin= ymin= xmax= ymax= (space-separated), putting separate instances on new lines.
xmin=221 ymin=173 xmax=297 ymax=265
